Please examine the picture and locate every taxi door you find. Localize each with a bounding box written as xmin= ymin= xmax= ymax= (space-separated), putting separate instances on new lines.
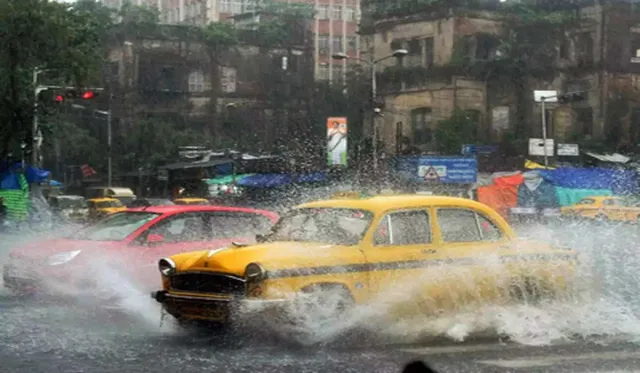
xmin=361 ymin=208 xmax=444 ymax=320
xmin=431 ymin=207 xmax=511 ymax=311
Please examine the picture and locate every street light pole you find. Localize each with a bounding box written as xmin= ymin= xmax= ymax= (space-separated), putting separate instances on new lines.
xmin=370 ymin=57 xmax=378 ymax=174
xmin=541 ymin=96 xmax=549 ymax=167
xmin=331 ymin=49 xmax=408 ymax=175
xmin=107 ymin=108 xmax=112 ymax=188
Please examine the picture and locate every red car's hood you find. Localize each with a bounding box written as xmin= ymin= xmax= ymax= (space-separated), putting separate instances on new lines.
xmin=8 ymin=238 xmax=125 ymax=261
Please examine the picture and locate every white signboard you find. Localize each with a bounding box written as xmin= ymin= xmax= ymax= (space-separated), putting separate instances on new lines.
xmin=529 ymin=138 xmax=555 ymax=156
xmin=557 ymin=143 xmax=579 ymax=156
xmin=533 ymin=90 xmax=558 ymax=103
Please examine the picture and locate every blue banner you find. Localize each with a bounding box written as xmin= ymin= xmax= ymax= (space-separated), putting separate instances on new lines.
xmin=395 ymin=156 xmax=478 ymax=184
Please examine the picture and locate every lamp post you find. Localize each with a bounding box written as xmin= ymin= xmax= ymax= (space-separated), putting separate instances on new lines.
xmin=331 ymin=49 xmax=408 ymax=174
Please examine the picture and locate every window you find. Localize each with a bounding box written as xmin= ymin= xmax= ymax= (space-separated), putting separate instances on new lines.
xmin=437 ymin=209 xmax=502 ymax=243
xmin=146 ymin=213 xmax=208 ymax=243
xmin=317 ymin=4 xmax=329 ymax=19
xmin=188 ymin=70 xmax=205 ymax=92
xmin=575 ymin=107 xmax=593 ymax=137
xmin=374 ymin=210 xmax=431 ymax=246
xmin=218 ymin=0 xmax=231 ymax=13
xmin=206 ymin=212 xmax=273 ymax=239
xmin=576 ymin=32 xmax=594 ymax=64
xmin=411 ymin=108 xmax=433 ymax=145
xmin=577 ymin=198 xmax=595 ymax=205
xmin=244 ymin=0 xmax=256 ymax=12
xmin=345 ymin=6 xmax=355 ymax=21
xmin=424 ymin=37 xmax=434 ymax=67
xmin=347 ymin=35 xmax=357 ymax=52
xmin=72 ymin=212 xmax=160 ymax=242
xmin=317 ymin=64 xmax=329 ymax=80
xmin=318 ymin=34 xmax=329 ymax=54
xmin=333 ymin=64 xmax=344 ymax=85
xmin=602 ymin=198 xmax=619 ymax=206
xmin=332 ymin=5 xmax=342 ymax=20
xmin=475 ymin=213 xmax=502 ymax=242
xmin=231 ymin=0 xmax=242 ymax=13
xmin=266 ymin=208 xmax=373 ymax=246
xmin=332 ymin=36 xmax=343 ymax=53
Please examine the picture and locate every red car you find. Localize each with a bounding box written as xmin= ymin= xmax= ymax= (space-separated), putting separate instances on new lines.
xmin=3 ymin=205 xmax=278 ymax=301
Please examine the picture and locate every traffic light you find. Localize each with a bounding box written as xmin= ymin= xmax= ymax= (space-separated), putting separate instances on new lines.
xmin=37 ymin=87 xmax=101 ymax=104
xmin=557 ymin=91 xmax=587 ymax=104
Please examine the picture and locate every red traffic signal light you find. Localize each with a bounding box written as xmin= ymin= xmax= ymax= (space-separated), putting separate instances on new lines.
xmin=82 ymin=91 xmax=95 ymax=100
xmin=55 ymin=94 xmax=64 ymax=102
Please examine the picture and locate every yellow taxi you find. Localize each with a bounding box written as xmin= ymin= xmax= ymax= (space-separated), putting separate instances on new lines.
xmin=151 ymin=195 xmax=578 ymax=329
xmin=173 ymin=197 xmax=210 ymax=206
xmin=561 ymin=196 xmax=640 ymax=222
xmin=87 ymin=197 xmax=127 ymax=221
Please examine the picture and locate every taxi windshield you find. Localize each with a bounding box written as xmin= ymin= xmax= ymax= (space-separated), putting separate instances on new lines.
xmin=266 ymin=208 xmax=372 ymax=246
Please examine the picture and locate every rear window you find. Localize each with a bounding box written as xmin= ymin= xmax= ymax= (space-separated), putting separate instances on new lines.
xmin=577 ymin=198 xmax=595 ymax=205
xmin=208 ymin=212 xmax=274 ymax=239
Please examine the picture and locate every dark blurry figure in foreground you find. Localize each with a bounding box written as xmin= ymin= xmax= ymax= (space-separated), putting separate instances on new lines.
xmin=403 ymin=361 xmax=438 ymax=373
xmin=0 ymin=197 xmax=7 ymax=226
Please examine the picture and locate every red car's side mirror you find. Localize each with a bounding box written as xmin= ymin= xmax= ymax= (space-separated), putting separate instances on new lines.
xmin=147 ymin=233 xmax=165 ymax=244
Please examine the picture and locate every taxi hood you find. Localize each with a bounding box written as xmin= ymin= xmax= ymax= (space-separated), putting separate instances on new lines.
xmin=170 ymin=241 xmax=352 ymax=277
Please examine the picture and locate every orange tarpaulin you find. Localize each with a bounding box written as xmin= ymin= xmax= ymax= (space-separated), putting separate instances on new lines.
xmin=477 ymin=174 xmax=524 ymax=218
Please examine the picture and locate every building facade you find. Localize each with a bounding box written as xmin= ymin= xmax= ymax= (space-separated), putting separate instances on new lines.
xmin=363 ymin=2 xmax=640 ymax=154
xmin=105 ymin=0 xmax=361 ymax=84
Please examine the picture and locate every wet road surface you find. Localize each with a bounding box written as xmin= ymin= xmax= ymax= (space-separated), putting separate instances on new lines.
xmin=1 ymin=295 xmax=640 ymax=373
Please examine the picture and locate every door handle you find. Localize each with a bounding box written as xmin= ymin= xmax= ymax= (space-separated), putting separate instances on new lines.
xmin=422 ymin=249 xmax=437 ymax=254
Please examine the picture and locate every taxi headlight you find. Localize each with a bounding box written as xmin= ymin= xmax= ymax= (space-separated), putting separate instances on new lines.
xmin=158 ymin=258 xmax=176 ymax=277
xmin=245 ymin=262 xmax=265 ymax=281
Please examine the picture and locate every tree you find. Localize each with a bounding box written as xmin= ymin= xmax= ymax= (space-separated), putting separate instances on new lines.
xmin=435 ymin=109 xmax=481 ymax=154
xmin=0 ymin=0 xmax=115 ymax=159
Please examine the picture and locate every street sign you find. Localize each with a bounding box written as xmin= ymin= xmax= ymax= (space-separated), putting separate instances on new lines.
xmin=557 ymin=143 xmax=579 ymax=156
xmin=396 ymin=156 xmax=478 ymax=184
xmin=534 ymin=90 xmax=558 ymax=103
xmin=528 ymin=138 xmax=554 ymax=156
xmin=461 ymin=144 xmax=498 ymax=156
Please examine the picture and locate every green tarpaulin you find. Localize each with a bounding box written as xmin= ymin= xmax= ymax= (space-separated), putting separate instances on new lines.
xmin=0 ymin=173 xmax=29 ymax=220
xmin=204 ymin=174 xmax=254 ymax=185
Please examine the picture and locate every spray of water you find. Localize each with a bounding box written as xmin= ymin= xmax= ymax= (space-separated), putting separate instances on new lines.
xmin=235 ymin=219 xmax=640 ymax=347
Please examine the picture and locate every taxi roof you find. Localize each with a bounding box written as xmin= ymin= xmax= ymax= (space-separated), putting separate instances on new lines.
xmin=298 ymin=194 xmax=490 ymax=214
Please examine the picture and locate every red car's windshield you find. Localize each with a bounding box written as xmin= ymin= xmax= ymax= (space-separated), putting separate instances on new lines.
xmin=72 ymin=212 xmax=160 ymax=241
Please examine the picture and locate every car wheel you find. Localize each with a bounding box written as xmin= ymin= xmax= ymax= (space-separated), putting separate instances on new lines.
xmin=284 ymin=285 xmax=355 ymax=345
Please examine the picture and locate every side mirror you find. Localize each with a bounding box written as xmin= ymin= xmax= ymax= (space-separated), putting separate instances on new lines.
xmin=147 ymin=233 xmax=165 ymax=244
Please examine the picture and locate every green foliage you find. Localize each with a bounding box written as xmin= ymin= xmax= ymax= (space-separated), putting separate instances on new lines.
xmin=201 ymin=22 xmax=238 ymax=50
xmin=434 ymin=109 xmax=481 ymax=154
xmin=0 ymin=0 xmax=117 ymax=157
xmin=41 ymin=120 xmax=105 ymax=171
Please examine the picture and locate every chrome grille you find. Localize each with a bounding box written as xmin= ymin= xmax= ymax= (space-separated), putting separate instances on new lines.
xmin=169 ymin=273 xmax=245 ymax=296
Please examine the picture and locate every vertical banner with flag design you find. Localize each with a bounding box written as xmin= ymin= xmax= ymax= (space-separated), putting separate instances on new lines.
xmin=327 ymin=117 xmax=347 ymax=166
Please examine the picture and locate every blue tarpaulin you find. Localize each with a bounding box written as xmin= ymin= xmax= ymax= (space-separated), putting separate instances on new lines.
xmin=0 ymin=162 xmax=50 ymax=185
xmin=236 ymin=173 xmax=328 ymax=188
xmin=0 ymin=173 xmax=21 ymax=190
xmin=539 ymin=167 xmax=638 ymax=195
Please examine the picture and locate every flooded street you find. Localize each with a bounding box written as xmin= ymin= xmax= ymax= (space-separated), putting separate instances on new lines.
xmin=2 ymin=219 xmax=640 ymax=373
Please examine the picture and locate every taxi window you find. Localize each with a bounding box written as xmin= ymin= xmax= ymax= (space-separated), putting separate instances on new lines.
xmin=374 ymin=210 xmax=431 ymax=246
xmin=602 ymin=199 xmax=619 ymax=206
xmin=577 ymin=198 xmax=595 ymax=205
xmin=437 ymin=208 xmax=502 ymax=243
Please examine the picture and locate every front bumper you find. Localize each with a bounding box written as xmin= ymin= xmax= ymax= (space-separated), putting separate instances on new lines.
xmin=151 ymin=290 xmax=290 ymax=322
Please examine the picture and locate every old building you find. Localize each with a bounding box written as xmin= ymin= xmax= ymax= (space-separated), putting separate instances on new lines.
xmin=104 ymin=0 xmax=362 ymax=85
xmin=362 ymin=1 xmax=640 ymax=154
xmin=104 ymin=15 xmax=314 ymax=152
